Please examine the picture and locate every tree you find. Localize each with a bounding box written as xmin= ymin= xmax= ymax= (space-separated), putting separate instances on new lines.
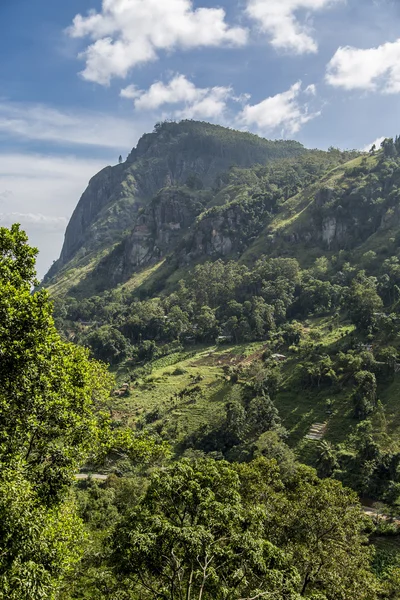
xmin=111 ymin=456 xmax=380 ymax=600
xmin=247 ymin=393 xmax=281 ymax=438
xmin=347 ymin=275 xmax=383 ymax=330
xmin=238 ymin=459 xmax=378 ymax=600
xmin=0 ymin=466 xmax=84 ymax=600
xmin=381 ymin=138 xmax=396 ymax=158
xmin=118 ymin=154 xmax=123 ymax=164
xmin=302 ymin=355 xmax=337 ymax=388
xmin=353 ymin=370 xmax=378 ymax=420
xmin=0 ymin=225 xmax=113 ymax=598
xmin=86 ymin=325 xmax=132 ymax=365
xmin=224 ymin=399 xmax=247 ymax=447
xmin=111 ymin=458 xmax=300 ymax=600
xmin=316 ymin=440 xmax=339 ymax=478
xmin=195 ymin=305 xmax=219 ymax=342
xmin=376 ymin=346 xmax=398 ymax=377
xmin=166 ymin=305 xmax=190 ymax=341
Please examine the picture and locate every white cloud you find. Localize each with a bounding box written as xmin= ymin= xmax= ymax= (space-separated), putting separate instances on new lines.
xmin=0 ymin=213 xmax=68 ymax=231
xmin=121 ymin=75 xmax=318 ymax=133
xmin=68 ymin=0 xmax=248 ymax=85
xmin=121 ymin=74 xmax=234 ymax=119
xmin=246 ymin=0 xmax=340 ymax=54
xmin=238 ymin=81 xmax=319 ymax=135
xmin=0 ymin=101 xmax=144 ymax=150
xmin=177 ymin=89 xmax=232 ymax=120
xmin=0 ymin=153 xmax=109 ymax=278
xmin=305 ymin=83 xmax=317 ymax=95
xmin=362 ymin=136 xmax=385 ymax=152
xmin=326 ymin=39 xmax=400 ymax=92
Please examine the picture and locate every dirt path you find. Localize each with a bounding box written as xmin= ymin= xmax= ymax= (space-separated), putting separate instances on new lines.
xmin=363 ymin=505 xmax=400 ymax=525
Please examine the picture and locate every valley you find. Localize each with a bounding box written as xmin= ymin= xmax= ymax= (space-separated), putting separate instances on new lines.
xmin=9 ymin=120 xmax=400 ymax=598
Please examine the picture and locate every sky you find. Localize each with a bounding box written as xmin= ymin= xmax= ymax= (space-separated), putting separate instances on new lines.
xmin=1 ymin=0 xmax=400 ymax=277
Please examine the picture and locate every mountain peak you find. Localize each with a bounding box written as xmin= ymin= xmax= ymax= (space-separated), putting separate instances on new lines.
xmin=127 ymin=119 xmax=305 ymax=164
xmin=44 ymin=121 xmax=306 ymax=284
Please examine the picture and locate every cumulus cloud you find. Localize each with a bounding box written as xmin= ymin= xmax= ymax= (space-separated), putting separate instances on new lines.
xmin=0 ymin=101 xmax=144 ymax=150
xmin=326 ymin=39 xmax=400 ymax=92
xmin=121 ymin=75 xmax=318 ymax=134
xmin=121 ymin=74 xmax=235 ymax=119
xmin=246 ymin=0 xmax=340 ymax=54
xmin=238 ymin=81 xmax=319 ymax=135
xmin=362 ymin=137 xmax=386 ymax=152
xmin=0 ymin=153 xmax=109 ymax=278
xmin=68 ymin=0 xmax=248 ymax=85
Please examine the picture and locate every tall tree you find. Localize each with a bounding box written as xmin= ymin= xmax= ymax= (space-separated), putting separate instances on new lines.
xmin=111 ymin=458 xmax=299 ymax=600
xmin=238 ymin=459 xmax=378 ymax=600
xmin=0 ymin=225 xmax=113 ymax=599
xmin=348 ymin=274 xmax=383 ymax=330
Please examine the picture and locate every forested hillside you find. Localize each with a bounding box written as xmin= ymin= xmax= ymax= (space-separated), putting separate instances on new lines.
xmin=9 ymin=122 xmax=400 ymax=598
xmin=46 ymin=123 xmax=400 ymax=499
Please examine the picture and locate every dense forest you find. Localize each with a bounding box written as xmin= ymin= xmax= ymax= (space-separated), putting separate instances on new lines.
xmin=4 ymin=122 xmax=400 ymax=598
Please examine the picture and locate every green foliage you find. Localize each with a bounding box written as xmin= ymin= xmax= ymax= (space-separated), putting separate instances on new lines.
xmin=353 ymin=370 xmax=378 ymax=420
xmin=0 ymin=225 xmax=113 ymax=598
xmin=0 ymin=466 xmax=85 ymax=600
xmin=86 ymin=325 xmax=132 ymax=365
xmin=40 ymin=130 xmax=400 ymax=595
xmin=247 ymin=393 xmax=281 ymax=437
xmin=347 ymin=274 xmax=383 ymax=331
xmin=95 ymin=419 xmax=171 ymax=468
xmin=111 ymin=458 xmax=298 ymax=599
xmin=110 ymin=457 xmax=377 ymax=600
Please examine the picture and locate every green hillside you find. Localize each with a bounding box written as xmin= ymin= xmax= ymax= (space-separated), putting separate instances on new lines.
xmin=7 ymin=124 xmax=400 ymax=599
xmin=44 ymin=128 xmax=400 ymax=509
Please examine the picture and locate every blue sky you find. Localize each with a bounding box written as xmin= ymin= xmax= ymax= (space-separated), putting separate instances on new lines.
xmin=1 ymin=0 xmax=400 ymax=276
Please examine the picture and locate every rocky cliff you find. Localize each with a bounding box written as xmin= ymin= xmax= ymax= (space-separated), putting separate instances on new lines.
xmin=44 ymin=120 xmax=306 ymax=286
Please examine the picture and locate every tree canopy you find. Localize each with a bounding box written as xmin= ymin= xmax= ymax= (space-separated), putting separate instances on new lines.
xmin=111 ymin=457 xmax=377 ymax=600
xmin=0 ymin=225 xmax=113 ymax=598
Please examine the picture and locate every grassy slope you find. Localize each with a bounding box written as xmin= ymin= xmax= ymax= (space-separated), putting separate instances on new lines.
xmin=107 ymin=313 xmax=400 ymax=464
xmin=243 ymin=153 xmax=380 ymax=267
xmin=110 ymin=343 xmax=266 ymax=451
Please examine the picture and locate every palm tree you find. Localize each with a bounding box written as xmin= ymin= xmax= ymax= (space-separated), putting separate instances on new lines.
xmin=317 ymin=440 xmax=338 ymax=478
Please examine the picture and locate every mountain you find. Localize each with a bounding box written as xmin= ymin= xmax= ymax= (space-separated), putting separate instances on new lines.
xmin=44 ymin=120 xmax=305 ymax=290
xmin=45 ymin=122 xmax=400 ymax=513
xmin=39 ymin=127 xmax=400 ymax=599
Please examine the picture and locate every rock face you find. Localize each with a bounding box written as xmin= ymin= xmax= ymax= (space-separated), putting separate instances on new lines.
xmin=90 ymin=187 xmax=209 ymax=285
xmin=59 ymin=164 xmax=134 ymax=264
xmin=315 ymin=187 xmax=335 ymax=208
xmin=44 ymin=120 xmax=305 ymax=284
xmin=321 ymin=217 xmax=348 ymax=248
xmin=45 ymin=163 xmax=140 ymax=281
xmin=122 ymin=188 xmax=207 ymax=271
xmin=184 ymin=209 xmax=245 ymax=261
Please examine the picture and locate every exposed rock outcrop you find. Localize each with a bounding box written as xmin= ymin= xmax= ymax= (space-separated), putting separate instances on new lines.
xmin=321 ymin=217 xmax=348 ymax=248
xmin=44 ymin=120 xmax=305 ymax=285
